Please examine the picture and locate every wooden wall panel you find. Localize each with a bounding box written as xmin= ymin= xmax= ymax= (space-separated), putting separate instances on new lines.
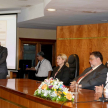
xmin=0 ymin=99 xmax=21 ymax=108
xmin=57 ymin=23 xmax=108 ymax=75
xmin=0 ymin=88 xmax=51 ymax=108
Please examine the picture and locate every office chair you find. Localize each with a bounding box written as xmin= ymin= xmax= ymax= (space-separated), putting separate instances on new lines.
xmin=105 ymin=61 xmax=108 ymax=68
xmin=68 ymin=54 xmax=79 ymax=81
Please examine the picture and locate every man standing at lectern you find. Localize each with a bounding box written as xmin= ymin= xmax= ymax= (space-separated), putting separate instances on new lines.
xmin=70 ymin=51 xmax=108 ymax=90
xmin=0 ymin=42 xmax=8 ymax=79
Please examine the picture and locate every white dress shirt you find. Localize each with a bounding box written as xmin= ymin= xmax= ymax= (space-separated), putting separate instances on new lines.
xmin=103 ymin=73 xmax=108 ymax=98
xmin=92 ymin=64 xmax=101 ymax=70
xmin=35 ymin=59 xmax=53 ymax=77
xmin=104 ymin=73 xmax=108 ymax=93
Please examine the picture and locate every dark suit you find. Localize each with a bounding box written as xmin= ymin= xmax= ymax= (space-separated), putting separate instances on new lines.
xmin=73 ymin=64 xmax=108 ymax=90
xmin=0 ymin=46 xmax=8 ymax=79
xmin=51 ymin=65 xmax=70 ymax=85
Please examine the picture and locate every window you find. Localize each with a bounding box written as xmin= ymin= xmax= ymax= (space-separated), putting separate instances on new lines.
xmin=23 ymin=44 xmax=36 ymax=67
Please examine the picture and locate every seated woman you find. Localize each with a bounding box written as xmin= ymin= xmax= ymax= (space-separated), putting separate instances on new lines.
xmin=51 ymin=53 xmax=70 ymax=86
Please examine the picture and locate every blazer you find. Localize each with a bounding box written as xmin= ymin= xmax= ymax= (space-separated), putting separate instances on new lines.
xmin=51 ymin=65 xmax=70 ymax=85
xmin=73 ymin=64 xmax=108 ymax=90
xmin=0 ymin=46 xmax=8 ymax=77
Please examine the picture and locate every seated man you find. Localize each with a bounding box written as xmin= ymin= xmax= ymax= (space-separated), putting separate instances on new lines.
xmin=95 ymin=73 xmax=108 ymax=93
xmin=70 ymin=51 xmax=108 ymax=90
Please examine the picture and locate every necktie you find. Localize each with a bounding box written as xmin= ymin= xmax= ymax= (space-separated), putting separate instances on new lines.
xmin=77 ymin=69 xmax=93 ymax=84
xmin=36 ymin=61 xmax=41 ymax=74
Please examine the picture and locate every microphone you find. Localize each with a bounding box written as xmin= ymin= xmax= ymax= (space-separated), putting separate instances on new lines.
xmin=99 ymin=94 xmax=108 ymax=102
xmin=99 ymin=92 xmax=106 ymax=102
xmin=99 ymin=83 xmax=108 ymax=102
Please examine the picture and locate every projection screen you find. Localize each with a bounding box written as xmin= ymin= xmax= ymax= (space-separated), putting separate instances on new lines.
xmin=0 ymin=14 xmax=17 ymax=69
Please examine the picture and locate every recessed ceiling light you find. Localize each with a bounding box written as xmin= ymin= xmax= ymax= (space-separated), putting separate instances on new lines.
xmin=101 ymin=20 xmax=108 ymax=22
xmin=47 ymin=8 xmax=56 ymax=12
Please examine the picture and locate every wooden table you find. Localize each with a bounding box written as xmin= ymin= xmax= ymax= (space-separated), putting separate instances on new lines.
xmin=10 ymin=70 xmax=18 ymax=79
xmin=0 ymin=79 xmax=107 ymax=108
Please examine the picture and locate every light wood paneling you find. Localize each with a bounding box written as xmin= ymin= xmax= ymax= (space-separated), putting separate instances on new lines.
xmin=0 ymin=99 xmax=21 ymax=108
xmin=57 ymin=23 xmax=108 ymax=75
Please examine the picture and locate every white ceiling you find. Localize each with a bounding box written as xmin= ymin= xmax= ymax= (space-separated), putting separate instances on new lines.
xmin=1 ymin=0 xmax=108 ymax=29
xmin=0 ymin=0 xmax=42 ymax=10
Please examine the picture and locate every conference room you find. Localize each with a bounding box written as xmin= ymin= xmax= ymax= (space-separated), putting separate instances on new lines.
xmin=0 ymin=0 xmax=108 ymax=108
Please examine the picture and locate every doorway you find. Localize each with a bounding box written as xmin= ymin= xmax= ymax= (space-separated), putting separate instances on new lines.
xmin=18 ymin=38 xmax=56 ymax=68
xmin=41 ymin=44 xmax=52 ymax=65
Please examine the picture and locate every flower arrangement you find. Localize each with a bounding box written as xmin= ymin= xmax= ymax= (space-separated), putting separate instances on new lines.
xmin=34 ymin=78 xmax=74 ymax=102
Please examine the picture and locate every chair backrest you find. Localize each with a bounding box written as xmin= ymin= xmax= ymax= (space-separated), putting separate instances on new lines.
xmin=105 ymin=62 xmax=108 ymax=68
xmin=68 ymin=54 xmax=79 ymax=81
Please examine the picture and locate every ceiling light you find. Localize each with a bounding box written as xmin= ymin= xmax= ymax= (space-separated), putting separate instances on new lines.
xmin=101 ymin=20 xmax=108 ymax=22
xmin=47 ymin=8 xmax=56 ymax=12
